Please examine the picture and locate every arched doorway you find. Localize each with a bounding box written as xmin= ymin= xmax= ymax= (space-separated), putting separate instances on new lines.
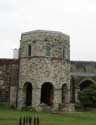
xmin=62 ymin=84 xmax=68 ymax=104
xmin=23 ymin=82 xmax=32 ymax=106
xmin=80 ymin=80 xmax=94 ymax=91
xmin=41 ymin=82 xmax=54 ymax=106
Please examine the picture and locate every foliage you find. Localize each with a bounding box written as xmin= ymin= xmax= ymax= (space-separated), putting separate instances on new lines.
xmin=79 ymin=84 xmax=96 ymax=108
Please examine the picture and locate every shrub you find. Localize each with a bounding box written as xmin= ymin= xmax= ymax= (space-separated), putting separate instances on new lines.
xmin=79 ymin=84 xmax=96 ymax=108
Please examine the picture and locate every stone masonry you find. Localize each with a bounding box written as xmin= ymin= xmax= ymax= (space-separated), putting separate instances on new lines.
xmin=0 ymin=59 xmax=18 ymax=106
xmin=0 ymin=30 xmax=96 ymax=112
xmin=18 ymin=30 xmax=71 ymax=111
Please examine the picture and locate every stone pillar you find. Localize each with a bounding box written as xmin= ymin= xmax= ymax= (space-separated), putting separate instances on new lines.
xmin=53 ymin=89 xmax=61 ymax=110
xmin=17 ymin=88 xmax=24 ymax=109
xmin=75 ymin=88 xmax=80 ymax=103
xmin=63 ymin=88 xmax=75 ymax=112
xmin=66 ymin=89 xmax=71 ymax=104
xmin=32 ymin=88 xmax=41 ymax=111
xmin=10 ymin=86 xmax=17 ymax=107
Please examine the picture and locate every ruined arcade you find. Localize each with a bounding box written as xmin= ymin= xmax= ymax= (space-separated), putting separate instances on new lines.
xmin=0 ymin=30 xmax=96 ymax=112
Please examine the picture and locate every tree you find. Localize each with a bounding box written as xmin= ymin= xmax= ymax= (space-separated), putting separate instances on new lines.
xmin=79 ymin=84 xmax=96 ymax=108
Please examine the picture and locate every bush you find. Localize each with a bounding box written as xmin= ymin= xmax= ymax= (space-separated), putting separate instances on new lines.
xmin=79 ymin=84 xmax=96 ymax=108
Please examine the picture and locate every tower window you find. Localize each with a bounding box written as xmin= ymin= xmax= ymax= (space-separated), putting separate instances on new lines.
xmin=46 ymin=47 xmax=51 ymax=56
xmin=62 ymin=48 xmax=65 ymax=59
xmin=28 ymin=44 xmax=31 ymax=56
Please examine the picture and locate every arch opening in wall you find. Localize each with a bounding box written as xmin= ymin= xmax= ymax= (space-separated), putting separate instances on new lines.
xmin=23 ymin=82 xmax=32 ymax=106
xmin=41 ymin=82 xmax=54 ymax=106
xmin=62 ymin=84 xmax=68 ymax=104
xmin=80 ymin=80 xmax=94 ymax=91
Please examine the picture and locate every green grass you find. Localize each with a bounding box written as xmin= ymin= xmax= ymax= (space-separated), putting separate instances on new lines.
xmin=0 ymin=107 xmax=96 ymax=125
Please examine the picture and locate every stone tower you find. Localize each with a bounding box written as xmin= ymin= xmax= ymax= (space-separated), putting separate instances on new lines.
xmin=17 ymin=30 xmax=71 ymax=111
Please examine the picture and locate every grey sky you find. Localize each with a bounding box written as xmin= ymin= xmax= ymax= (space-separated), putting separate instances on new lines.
xmin=0 ymin=0 xmax=96 ymax=61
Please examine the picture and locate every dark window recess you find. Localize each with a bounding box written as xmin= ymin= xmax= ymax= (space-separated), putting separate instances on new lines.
xmin=28 ymin=44 xmax=31 ymax=56
xmin=62 ymin=48 xmax=65 ymax=59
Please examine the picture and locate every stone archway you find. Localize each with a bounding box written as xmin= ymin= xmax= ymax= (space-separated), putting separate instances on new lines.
xmin=41 ymin=82 xmax=54 ymax=106
xmin=62 ymin=84 xmax=68 ymax=104
xmin=80 ymin=80 xmax=94 ymax=91
xmin=23 ymin=82 xmax=32 ymax=106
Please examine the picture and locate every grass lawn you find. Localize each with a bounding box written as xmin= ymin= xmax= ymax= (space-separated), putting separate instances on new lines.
xmin=0 ymin=107 xmax=96 ymax=125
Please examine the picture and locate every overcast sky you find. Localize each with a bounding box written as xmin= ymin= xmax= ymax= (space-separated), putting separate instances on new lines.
xmin=0 ymin=0 xmax=96 ymax=61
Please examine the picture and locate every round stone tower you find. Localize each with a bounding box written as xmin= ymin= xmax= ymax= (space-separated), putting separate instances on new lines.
xmin=18 ymin=30 xmax=71 ymax=111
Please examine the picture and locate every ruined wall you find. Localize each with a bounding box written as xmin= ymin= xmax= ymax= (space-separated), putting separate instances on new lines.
xmin=0 ymin=30 xmax=96 ymax=112
xmin=71 ymin=61 xmax=96 ymax=86
xmin=0 ymin=59 xmax=19 ymax=106
xmin=18 ymin=30 xmax=71 ymax=110
xmin=70 ymin=61 xmax=96 ymax=102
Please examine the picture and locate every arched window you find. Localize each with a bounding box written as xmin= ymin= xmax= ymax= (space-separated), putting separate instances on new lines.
xmin=28 ymin=44 xmax=31 ymax=56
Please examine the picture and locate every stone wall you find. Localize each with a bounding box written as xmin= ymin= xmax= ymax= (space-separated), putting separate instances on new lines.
xmin=0 ymin=59 xmax=19 ymax=106
xmin=20 ymin=30 xmax=70 ymax=60
xmin=0 ymin=30 xmax=96 ymax=112
xmin=71 ymin=61 xmax=96 ymax=102
xmin=71 ymin=61 xmax=96 ymax=86
xmin=18 ymin=30 xmax=71 ymax=111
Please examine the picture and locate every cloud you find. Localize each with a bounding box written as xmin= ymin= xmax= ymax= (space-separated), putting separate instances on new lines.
xmin=0 ymin=0 xmax=96 ymax=60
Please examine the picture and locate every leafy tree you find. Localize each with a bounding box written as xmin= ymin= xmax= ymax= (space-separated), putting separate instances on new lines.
xmin=79 ymin=84 xmax=96 ymax=108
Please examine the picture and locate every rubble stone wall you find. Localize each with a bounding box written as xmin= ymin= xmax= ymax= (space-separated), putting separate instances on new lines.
xmin=18 ymin=30 xmax=71 ymax=111
xmin=0 ymin=59 xmax=19 ymax=106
